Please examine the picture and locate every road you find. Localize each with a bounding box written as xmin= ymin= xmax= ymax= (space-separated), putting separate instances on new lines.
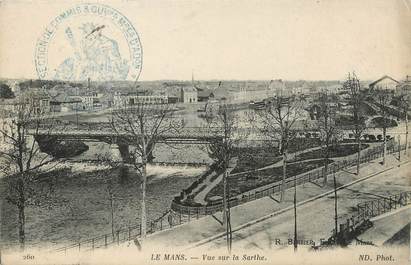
xmin=195 ymin=161 xmax=411 ymax=251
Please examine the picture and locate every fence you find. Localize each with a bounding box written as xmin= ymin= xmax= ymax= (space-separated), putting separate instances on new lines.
xmin=326 ymin=190 xmax=411 ymax=245
xmin=54 ymin=208 xmax=178 ymax=253
xmin=56 ymin=141 xmax=408 ymax=253
xmin=171 ymin=140 xmax=408 ymax=216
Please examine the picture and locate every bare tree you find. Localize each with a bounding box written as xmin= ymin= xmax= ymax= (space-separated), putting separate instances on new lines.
xmin=332 ymin=171 xmax=339 ymax=245
xmin=253 ymin=96 xmax=303 ymax=201
xmin=0 ymin=93 xmax=61 ymax=250
xmin=102 ymin=173 xmax=135 ymax=240
xmin=313 ymin=92 xmax=342 ymax=245
xmin=398 ymin=93 xmax=410 ymax=156
xmin=315 ymin=92 xmax=341 ymax=185
xmin=374 ymin=89 xmax=393 ymax=165
xmin=109 ymin=103 xmax=181 ymax=243
xmin=204 ymin=104 xmax=244 ymax=253
xmin=95 ymin=147 xmax=139 ymax=241
xmin=344 ymin=72 xmax=366 ymax=175
xmin=250 ymin=96 xmax=303 ymax=252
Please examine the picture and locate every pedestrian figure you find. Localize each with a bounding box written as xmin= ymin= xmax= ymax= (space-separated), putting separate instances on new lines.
xmin=168 ymin=214 xmax=173 ymax=227
xmin=133 ymin=238 xmax=142 ymax=251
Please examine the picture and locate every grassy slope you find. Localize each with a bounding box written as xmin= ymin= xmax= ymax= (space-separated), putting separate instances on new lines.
xmin=205 ymin=144 xmax=369 ymax=202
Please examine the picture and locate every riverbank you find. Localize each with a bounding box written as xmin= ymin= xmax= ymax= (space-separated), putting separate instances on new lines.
xmin=0 ymin=165 xmax=206 ymax=250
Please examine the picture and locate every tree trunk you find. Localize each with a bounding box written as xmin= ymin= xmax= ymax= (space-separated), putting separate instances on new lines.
xmin=222 ymin=169 xmax=227 ymax=230
xmin=110 ymin=193 xmax=115 ymax=240
xmin=293 ymin=173 xmax=297 ymax=252
xmin=333 ymin=172 xmax=338 ymax=245
xmin=224 ymin=169 xmax=232 ymax=253
xmin=405 ymin=112 xmax=409 ymax=156
xmin=356 ymin=137 xmax=361 ymax=175
xmin=140 ymin=157 xmax=147 ymax=240
xmin=227 ymin=208 xmax=232 ymax=254
xmin=382 ymin=127 xmax=387 ymax=165
xmin=280 ymin=151 xmax=287 ymax=202
xmin=323 ymin=152 xmax=329 ymax=186
xmin=18 ymin=205 xmax=25 ymax=251
xmin=222 ymin=168 xmax=232 ymax=253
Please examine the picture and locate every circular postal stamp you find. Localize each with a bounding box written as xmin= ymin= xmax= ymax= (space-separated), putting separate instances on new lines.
xmin=34 ymin=3 xmax=142 ymax=81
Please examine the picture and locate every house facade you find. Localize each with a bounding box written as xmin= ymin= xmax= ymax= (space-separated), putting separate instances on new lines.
xmin=21 ymin=89 xmax=51 ymax=115
xmin=113 ymin=92 xmax=168 ymax=107
xmin=50 ymin=94 xmax=82 ymax=112
xmin=180 ymin=87 xmax=198 ymax=103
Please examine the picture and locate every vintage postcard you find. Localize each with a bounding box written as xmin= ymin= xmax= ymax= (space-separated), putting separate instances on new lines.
xmin=0 ymin=0 xmax=410 ymax=264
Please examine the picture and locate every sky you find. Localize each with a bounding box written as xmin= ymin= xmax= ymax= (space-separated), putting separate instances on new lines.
xmin=0 ymin=0 xmax=410 ymax=81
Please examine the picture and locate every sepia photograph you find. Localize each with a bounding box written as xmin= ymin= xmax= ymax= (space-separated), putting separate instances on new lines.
xmin=0 ymin=0 xmax=410 ymax=264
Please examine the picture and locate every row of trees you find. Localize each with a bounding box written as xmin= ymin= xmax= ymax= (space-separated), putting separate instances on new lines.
xmin=0 ymin=100 xmax=183 ymax=250
xmin=1 ymin=72 xmax=408 ymax=252
xmin=0 ymin=96 xmax=60 ymax=250
xmin=205 ymin=72 xmax=409 ymax=252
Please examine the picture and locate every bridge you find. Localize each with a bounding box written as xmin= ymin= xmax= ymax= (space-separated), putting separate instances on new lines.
xmin=28 ymin=119 xmax=407 ymax=164
xmin=29 ymin=122 xmax=236 ymax=163
xmin=31 ymin=126 xmax=227 ymax=145
xmin=29 ymin=119 xmax=405 ymax=145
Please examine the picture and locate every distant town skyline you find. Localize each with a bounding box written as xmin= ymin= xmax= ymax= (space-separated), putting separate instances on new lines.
xmin=0 ymin=0 xmax=410 ymax=81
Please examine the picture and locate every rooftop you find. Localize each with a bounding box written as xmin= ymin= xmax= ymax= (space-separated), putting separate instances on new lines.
xmin=369 ymin=75 xmax=399 ymax=87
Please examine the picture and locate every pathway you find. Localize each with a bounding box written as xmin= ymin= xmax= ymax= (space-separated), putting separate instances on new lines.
xmin=191 ymin=143 xmax=380 ymax=205
xmin=195 ymin=157 xmax=411 ymax=251
xmin=357 ymin=206 xmax=411 ymax=246
xmin=238 ymin=142 xmax=377 ymax=172
xmin=136 ymin=154 xmax=409 ymax=251
xmin=192 ymin=159 xmax=238 ymax=205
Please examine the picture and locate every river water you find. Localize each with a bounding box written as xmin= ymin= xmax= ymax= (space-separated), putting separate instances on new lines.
xmin=0 ymin=162 xmax=207 ymax=249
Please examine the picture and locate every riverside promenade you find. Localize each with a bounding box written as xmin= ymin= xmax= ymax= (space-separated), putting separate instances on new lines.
xmin=135 ymin=153 xmax=410 ymax=251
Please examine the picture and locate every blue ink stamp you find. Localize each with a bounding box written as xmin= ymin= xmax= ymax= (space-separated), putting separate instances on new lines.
xmin=34 ymin=3 xmax=142 ymax=81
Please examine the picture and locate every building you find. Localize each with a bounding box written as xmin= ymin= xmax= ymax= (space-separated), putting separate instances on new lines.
xmin=167 ymin=95 xmax=180 ymax=104
xmin=113 ymin=92 xmax=168 ymax=107
xmin=180 ymin=86 xmax=198 ymax=103
xmin=269 ymin=79 xmax=288 ymax=97
xmin=22 ymin=89 xmax=51 ymax=115
xmin=50 ymin=94 xmax=82 ymax=112
xmin=197 ymin=89 xmax=215 ymax=102
xmin=395 ymin=75 xmax=411 ymax=95
xmin=0 ymin=98 xmax=18 ymax=116
xmin=0 ymin=89 xmax=50 ymax=116
xmin=231 ymin=87 xmax=248 ymax=102
xmin=369 ymin=75 xmax=399 ymax=90
xmin=306 ymin=102 xmax=338 ymax=120
xmin=77 ymin=92 xmax=103 ymax=110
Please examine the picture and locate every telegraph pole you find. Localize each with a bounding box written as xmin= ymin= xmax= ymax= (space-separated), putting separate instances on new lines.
xmin=333 ymin=170 xmax=338 ymax=245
